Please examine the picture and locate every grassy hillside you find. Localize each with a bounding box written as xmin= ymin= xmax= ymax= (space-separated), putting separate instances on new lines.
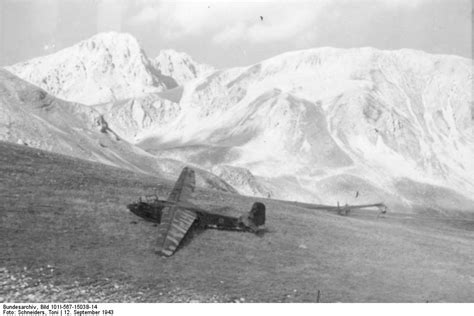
xmin=1 ymin=141 xmax=473 ymax=302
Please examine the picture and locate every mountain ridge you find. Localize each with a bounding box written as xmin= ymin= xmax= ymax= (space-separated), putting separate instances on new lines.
xmin=134 ymin=46 xmax=473 ymax=206
xmin=3 ymin=33 xmax=473 ymax=210
xmin=4 ymin=32 xmax=215 ymax=105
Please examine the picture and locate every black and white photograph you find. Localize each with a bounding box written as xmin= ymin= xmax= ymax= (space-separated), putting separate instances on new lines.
xmin=0 ymin=0 xmax=473 ymax=308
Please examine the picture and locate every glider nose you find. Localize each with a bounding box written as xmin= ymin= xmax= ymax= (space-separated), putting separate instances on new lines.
xmin=127 ymin=202 xmax=163 ymax=223
xmin=127 ymin=203 xmax=144 ymax=217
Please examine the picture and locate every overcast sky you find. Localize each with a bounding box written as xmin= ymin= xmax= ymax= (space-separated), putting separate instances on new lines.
xmin=0 ymin=0 xmax=472 ymax=68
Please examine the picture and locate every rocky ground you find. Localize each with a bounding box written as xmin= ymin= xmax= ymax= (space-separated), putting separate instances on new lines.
xmin=0 ymin=265 xmax=246 ymax=303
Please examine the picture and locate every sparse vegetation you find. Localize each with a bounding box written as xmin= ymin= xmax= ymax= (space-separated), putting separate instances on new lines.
xmin=1 ymin=142 xmax=474 ymax=302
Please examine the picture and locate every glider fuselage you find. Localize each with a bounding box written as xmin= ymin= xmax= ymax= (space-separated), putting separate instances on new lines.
xmin=128 ymin=199 xmax=248 ymax=230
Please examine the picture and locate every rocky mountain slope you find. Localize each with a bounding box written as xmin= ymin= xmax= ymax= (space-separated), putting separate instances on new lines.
xmin=92 ymin=93 xmax=181 ymax=144
xmin=0 ymin=69 xmax=236 ymax=193
xmin=152 ymin=49 xmax=214 ymax=86
xmin=135 ymin=47 xmax=474 ymax=209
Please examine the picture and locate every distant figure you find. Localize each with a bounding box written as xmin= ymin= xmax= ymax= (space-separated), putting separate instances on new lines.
xmin=355 ymin=191 xmax=359 ymax=198
xmin=377 ymin=205 xmax=388 ymax=218
xmin=260 ymin=16 xmax=263 ymax=21
xmin=343 ymin=203 xmax=350 ymax=215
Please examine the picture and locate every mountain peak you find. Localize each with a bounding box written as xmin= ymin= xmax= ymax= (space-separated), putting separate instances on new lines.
xmin=76 ymin=32 xmax=143 ymax=54
xmin=152 ymin=49 xmax=214 ymax=86
xmin=84 ymin=31 xmax=137 ymax=42
xmin=6 ymin=32 xmax=165 ymax=105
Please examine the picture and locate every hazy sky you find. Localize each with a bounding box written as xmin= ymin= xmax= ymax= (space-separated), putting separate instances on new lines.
xmin=0 ymin=0 xmax=472 ymax=68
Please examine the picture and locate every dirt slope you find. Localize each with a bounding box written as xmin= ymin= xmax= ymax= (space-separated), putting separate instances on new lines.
xmin=1 ymin=142 xmax=473 ymax=302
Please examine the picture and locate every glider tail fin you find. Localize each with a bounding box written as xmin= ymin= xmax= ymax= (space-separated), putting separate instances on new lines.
xmin=240 ymin=202 xmax=266 ymax=231
xmin=250 ymin=202 xmax=266 ymax=227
